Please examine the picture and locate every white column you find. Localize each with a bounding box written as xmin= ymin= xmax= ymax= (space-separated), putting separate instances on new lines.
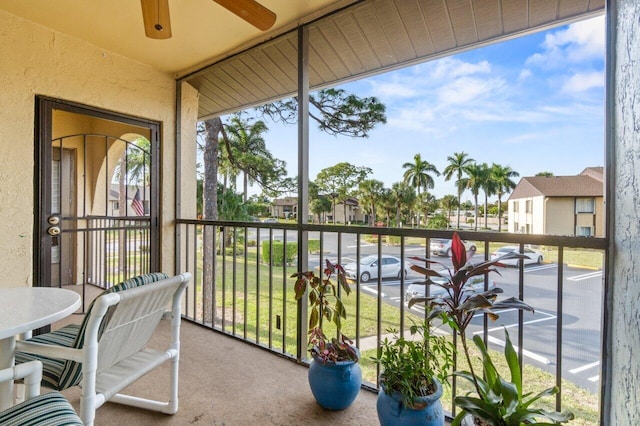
xmin=603 ymin=1 xmax=640 ymax=424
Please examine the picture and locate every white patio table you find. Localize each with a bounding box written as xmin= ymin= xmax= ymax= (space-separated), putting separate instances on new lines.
xmin=0 ymin=287 xmax=80 ymax=409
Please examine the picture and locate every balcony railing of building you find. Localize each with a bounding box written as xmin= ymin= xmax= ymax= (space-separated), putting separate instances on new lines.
xmin=176 ymin=219 xmax=606 ymax=423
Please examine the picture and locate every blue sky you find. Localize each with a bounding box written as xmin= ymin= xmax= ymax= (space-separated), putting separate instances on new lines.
xmin=253 ymin=15 xmax=605 ymax=202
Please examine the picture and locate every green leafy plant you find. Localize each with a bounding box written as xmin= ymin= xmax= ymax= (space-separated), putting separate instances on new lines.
xmin=374 ymin=320 xmax=455 ymax=408
xmin=292 ymin=259 xmax=358 ymax=363
xmin=408 ymin=232 xmax=533 ymax=396
xmin=451 ymin=331 xmax=574 ymax=425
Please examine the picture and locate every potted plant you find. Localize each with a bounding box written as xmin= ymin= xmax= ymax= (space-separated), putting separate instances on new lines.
xmin=374 ymin=319 xmax=455 ymax=426
xmin=408 ymin=232 xmax=569 ymax=424
xmin=292 ymin=259 xmax=361 ymax=410
xmin=452 ymin=331 xmax=574 ymax=425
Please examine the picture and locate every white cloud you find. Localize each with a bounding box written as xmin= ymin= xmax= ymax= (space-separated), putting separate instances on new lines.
xmin=518 ymin=69 xmax=532 ymax=81
xmin=436 ymin=76 xmax=506 ymax=106
xmin=561 ymin=71 xmax=604 ymax=94
xmin=525 ymin=15 xmax=604 ymax=68
xmin=431 ymin=58 xmax=492 ymax=79
xmin=368 ymin=81 xmax=417 ymax=98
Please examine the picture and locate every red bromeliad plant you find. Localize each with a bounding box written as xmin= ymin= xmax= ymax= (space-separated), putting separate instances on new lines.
xmin=292 ymin=259 xmax=359 ymax=364
xmin=407 ymin=232 xmax=534 ymax=395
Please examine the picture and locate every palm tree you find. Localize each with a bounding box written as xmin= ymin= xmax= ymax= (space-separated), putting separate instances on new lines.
xmin=491 ymin=163 xmax=519 ymax=232
xmin=390 ymin=182 xmax=416 ymax=227
xmin=416 ymin=191 xmax=437 ymax=226
xmin=402 ymin=153 xmax=440 ymax=227
xmin=440 ymin=194 xmax=458 ymax=227
xmin=478 ymin=163 xmax=496 ymax=229
xmin=224 ymin=115 xmax=269 ymax=202
xmin=443 ymin=152 xmax=474 ymax=229
xmin=465 ymin=162 xmax=484 ymax=231
xmin=358 ymin=179 xmax=385 ymax=225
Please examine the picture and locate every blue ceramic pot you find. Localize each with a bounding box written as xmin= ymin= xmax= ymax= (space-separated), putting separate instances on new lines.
xmin=308 ymin=356 xmax=362 ymax=410
xmin=377 ymin=378 xmax=444 ymax=426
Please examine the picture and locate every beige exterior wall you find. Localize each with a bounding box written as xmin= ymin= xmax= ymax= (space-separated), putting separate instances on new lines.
xmin=509 ymin=196 xmax=604 ymax=236
xmin=544 ymin=198 xmax=575 ymax=235
xmin=0 ymin=10 xmax=177 ymax=288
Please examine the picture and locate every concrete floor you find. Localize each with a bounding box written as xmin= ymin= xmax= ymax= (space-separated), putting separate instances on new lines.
xmin=54 ymin=285 xmax=379 ymax=426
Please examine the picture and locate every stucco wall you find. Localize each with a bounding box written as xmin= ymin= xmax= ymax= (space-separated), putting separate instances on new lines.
xmin=0 ymin=10 xmax=176 ymax=287
xmin=606 ymin=0 xmax=640 ymax=423
xmin=545 ymin=198 xmax=574 ymax=235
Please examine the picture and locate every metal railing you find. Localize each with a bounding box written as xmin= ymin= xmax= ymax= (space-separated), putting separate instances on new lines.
xmin=176 ymin=218 xmax=606 ymax=420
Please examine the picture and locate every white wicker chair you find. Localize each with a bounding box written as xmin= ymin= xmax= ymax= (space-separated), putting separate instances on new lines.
xmin=15 ymin=272 xmax=191 ymax=426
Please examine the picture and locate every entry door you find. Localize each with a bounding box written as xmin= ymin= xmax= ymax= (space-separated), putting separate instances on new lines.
xmin=35 ymin=97 xmax=160 ymax=293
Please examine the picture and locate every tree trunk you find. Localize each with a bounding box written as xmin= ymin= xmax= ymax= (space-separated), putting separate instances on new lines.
xmin=202 ymin=118 xmax=222 ymax=325
xmin=456 ymin=191 xmax=462 ymax=229
xmin=497 ymin=193 xmax=503 ymax=232
xmin=483 ymin=193 xmax=488 ymax=229
xmin=474 ymin=194 xmax=479 ymax=231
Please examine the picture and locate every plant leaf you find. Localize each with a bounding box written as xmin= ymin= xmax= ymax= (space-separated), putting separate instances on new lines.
xmin=491 ymin=297 xmax=534 ymax=312
xmin=451 ymin=233 xmax=467 ymax=271
xmin=503 ymin=329 xmax=522 ymax=398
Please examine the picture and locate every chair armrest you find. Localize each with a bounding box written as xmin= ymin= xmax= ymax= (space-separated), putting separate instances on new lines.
xmin=15 ymin=340 xmax=84 ymax=363
xmin=0 ymin=361 xmax=42 ymax=401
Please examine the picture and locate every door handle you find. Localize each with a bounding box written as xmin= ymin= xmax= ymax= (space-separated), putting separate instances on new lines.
xmin=48 ymin=215 xmax=60 ymax=225
xmin=47 ymin=226 xmax=61 ymax=236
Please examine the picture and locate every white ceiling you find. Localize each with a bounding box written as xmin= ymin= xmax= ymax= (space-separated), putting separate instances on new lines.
xmin=184 ymin=0 xmax=605 ymax=119
xmin=0 ymin=0 xmax=351 ymax=75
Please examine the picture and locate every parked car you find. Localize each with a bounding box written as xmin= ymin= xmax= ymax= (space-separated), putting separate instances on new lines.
xmin=343 ymin=254 xmax=411 ymax=283
xmin=430 ymin=238 xmax=477 ymax=257
xmin=490 ymin=246 xmax=543 ymax=266
xmin=262 ymin=218 xmax=278 ymax=223
xmin=404 ymin=274 xmax=495 ymax=306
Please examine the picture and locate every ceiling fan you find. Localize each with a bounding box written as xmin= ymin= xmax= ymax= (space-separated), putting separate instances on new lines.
xmin=140 ymin=0 xmax=277 ymax=39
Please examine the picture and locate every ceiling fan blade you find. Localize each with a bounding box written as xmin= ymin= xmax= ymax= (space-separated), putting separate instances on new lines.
xmin=141 ymin=0 xmax=172 ymax=39
xmin=213 ymin=0 xmax=276 ymax=31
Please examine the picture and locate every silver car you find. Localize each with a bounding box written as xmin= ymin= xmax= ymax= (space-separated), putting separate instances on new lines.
xmin=343 ymin=254 xmax=411 ymax=283
xmin=490 ymin=246 xmax=543 ymax=266
xmin=430 ymin=238 xmax=477 ymax=257
xmin=404 ymin=274 xmax=495 ymax=305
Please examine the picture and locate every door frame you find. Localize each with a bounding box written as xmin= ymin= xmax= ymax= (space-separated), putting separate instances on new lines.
xmin=34 ymin=96 xmax=161 ymax=287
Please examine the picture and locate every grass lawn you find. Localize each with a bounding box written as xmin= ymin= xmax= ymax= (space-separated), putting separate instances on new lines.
xmin=188 ymin=241 xmax=599 ymax=425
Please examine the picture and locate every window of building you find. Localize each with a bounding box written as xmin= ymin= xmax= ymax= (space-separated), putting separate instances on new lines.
xmin=513 ymin=201 xmax=519 ymax=213
xmin=576 ymin=198 xmax=595 ymax=213
xmin=513 ymin=222 xmax=519 ymax=232
xmin=577 ymin=226 xmax=593 ymax=237
xmin=525 ymin=200 xmax=532 ymax=213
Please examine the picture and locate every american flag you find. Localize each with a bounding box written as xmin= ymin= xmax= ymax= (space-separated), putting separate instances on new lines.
xmin=131 ymin=188 xmax=145 ymax=216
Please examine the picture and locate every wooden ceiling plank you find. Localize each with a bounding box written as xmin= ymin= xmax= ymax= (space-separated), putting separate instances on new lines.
xmin=240 ymin=54 xmax=289 ymax=95
xmin=309 ymin=25 xmax=349 ymax=82
xmin=558 ymin=0 xmax=590 ymax=17
xmin=472 ymin=0 xmax=503 ymax=40
xmin=395 ymin=0 xmax=436 ymax=57
xmin=351 ymin=3 xmax=398 ymax=67
xmin=529 ymin=0 xmax=559 ymax=27
xmin=249 ymin=49 xmax=297 ymax=93
xmin=190 ymin=75 xmax=236 ymax=110
xmin=371 ymin=0 xmax=417 ymax=63
xmin=419 ymin=0 xmax=457 ymax=52
xmin=331 ymin=13 xmax=383 ymax=72
xmin=501 ymin=0 xmax=529 ymax=33
xmin=446 ymin=0 xmax=479 ymax=45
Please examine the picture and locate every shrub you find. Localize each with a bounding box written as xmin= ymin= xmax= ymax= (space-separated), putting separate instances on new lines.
xmin=426 ymin=214 xmax=449 ymax=229
xmin=308 ymin=239 xmax=320 ymax=254
xmin=262 ymin=240 xmax=297 ymax=265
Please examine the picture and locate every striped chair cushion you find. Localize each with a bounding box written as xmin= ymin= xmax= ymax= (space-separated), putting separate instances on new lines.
xmin=16 ymin=272 xmax=169 ymax=390
xmin=0 ymin=391 xmax=82 ymax=426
